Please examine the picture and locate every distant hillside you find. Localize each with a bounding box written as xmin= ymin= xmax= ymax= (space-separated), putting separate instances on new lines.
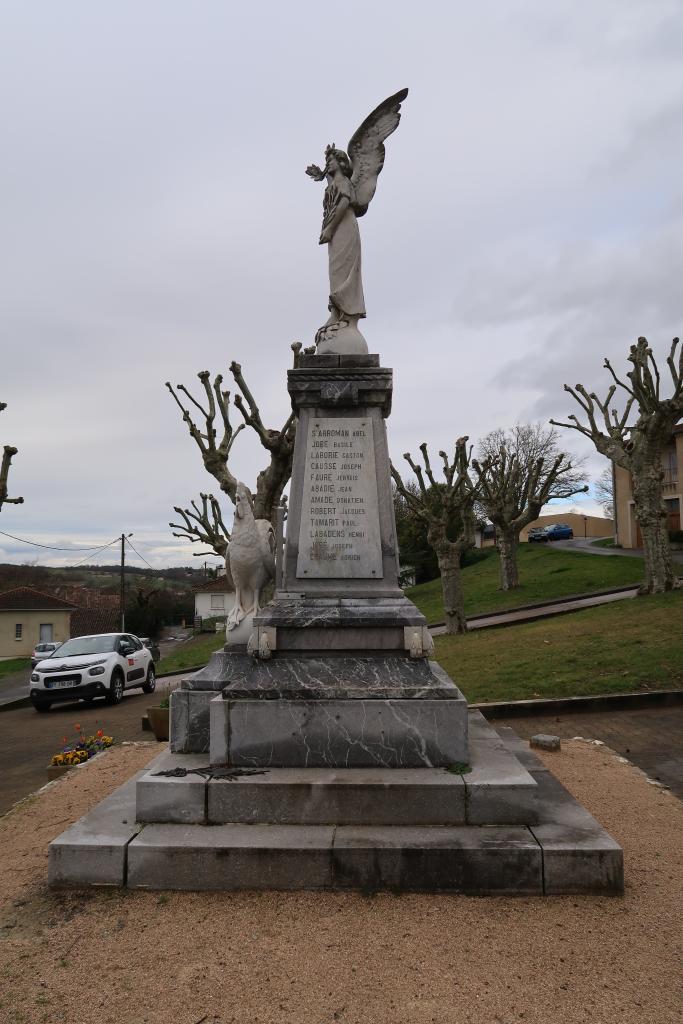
xmin=0 ymin=562 xmax=217 ymax=637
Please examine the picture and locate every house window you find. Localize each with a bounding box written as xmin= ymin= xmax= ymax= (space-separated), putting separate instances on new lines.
xmin=210 ymin=594 xmax=225 ymax=610
xmin=15 ymin=623 xmax=23 ymax=640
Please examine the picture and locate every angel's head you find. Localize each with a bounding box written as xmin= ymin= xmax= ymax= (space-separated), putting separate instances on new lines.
xmin=325 ymin=144 xmax=352 ymax=178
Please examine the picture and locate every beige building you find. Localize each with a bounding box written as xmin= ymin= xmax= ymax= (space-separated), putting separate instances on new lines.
xmin=614 ymin=424 xmax=682 ymax=549
xmin=519 ymin=511 xmax=613 ymax=542
xmin=0 ymin=587 xmax=75 ymax=658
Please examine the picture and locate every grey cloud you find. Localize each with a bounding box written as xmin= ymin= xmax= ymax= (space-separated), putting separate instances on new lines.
xmin=2 ymin=1 xmax=681 ymax=565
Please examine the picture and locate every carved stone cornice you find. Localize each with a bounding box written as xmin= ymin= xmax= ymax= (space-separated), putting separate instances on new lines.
xmin=288 ymin=364 xmax=393 ymax=417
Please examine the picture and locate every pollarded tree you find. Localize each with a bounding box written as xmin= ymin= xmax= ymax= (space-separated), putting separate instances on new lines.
xmin=391 ymin=438 xmax=483 ymax=634
xmin=166 ymin=344 xmax=300 ymax=558
xmin=169 ymin=493 xmax=233 ymax=580
xmin=472 ymin=424 xmax=587 ymax=591
xmin=551 ymin=336 xmax=683 ymax=593
xmin=0 ymin=402 xmax=23 ymax=511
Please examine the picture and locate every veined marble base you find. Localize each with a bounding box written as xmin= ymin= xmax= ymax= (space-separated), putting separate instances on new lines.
xmin=209 ymin=691 xmax=468 ymax=768
xmin=171 ymin=651 xmax=466 ymax=758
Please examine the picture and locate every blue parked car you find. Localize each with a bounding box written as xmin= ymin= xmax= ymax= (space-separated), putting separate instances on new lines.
xmin=544 ymin=523 xmax=574 ymax=541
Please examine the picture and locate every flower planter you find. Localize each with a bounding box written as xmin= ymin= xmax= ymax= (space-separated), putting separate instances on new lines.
xmin=46 ymin=750 xmax=103 ymax=781
xmin=147 ymin=706 xmax=170 ymax=742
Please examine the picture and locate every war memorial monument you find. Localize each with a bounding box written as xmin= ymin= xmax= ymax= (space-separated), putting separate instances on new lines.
xmin=48 ymin=91 xmax=623 ymax=894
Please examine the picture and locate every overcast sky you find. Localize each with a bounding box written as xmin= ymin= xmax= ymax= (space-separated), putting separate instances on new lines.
xmin=2 ymin=0 xmax=682 ymax=570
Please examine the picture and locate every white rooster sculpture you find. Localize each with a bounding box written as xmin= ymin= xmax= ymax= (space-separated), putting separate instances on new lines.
xmin=225 ymin=482 xmax=276 ymax=631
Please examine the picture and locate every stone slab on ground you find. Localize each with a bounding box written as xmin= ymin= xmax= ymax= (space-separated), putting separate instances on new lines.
xmin=48 ymin=771 xmax=143 ymax=888
xmin=531 ymin=733 xmax=561 ymax=751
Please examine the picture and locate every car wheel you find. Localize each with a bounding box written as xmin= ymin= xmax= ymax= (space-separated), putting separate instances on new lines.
xmin=142 ymin=664 xmax=156 ymax=694
xmin=107 ymin=670 xmax=124 ymax=705
xmin=32 ymin=701 xmax=51 ymax=713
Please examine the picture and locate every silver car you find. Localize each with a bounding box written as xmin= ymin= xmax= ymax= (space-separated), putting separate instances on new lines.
xmin=30 ymin=641 xmax=63 ymax=668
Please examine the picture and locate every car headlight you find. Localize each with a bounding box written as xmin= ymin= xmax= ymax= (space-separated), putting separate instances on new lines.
xmin=31 ymin=673 xmax=39 ymax=682
xmin=88 ymin=666 xmax=106 ymax=676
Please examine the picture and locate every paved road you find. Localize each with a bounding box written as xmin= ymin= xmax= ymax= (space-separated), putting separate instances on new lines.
xmin=0 ymin=666 xmax=32 ymax=706
xmin=0 ymin=673 xmax=185 ymax=816
xmin=493 ymin=705 xmax=683 ymax=800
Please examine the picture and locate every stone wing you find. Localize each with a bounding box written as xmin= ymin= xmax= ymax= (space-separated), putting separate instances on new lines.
xmin=347 ymin=88 xmax=408 ymax=217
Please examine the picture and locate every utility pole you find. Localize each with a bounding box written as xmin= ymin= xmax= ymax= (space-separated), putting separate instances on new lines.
xmin=120 ymin=533 xmax=126 ymax=631
xmin=120 ymin=532 xmax=133 ymax=631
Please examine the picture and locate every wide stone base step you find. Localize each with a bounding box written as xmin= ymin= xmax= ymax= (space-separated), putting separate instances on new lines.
xmin=127 ymin=822 xmax=544 ymax=893
xmin=48 ymin=726 xmax=624 ymax=895
xmin=137 ymin=711 xmax=538 ymax=826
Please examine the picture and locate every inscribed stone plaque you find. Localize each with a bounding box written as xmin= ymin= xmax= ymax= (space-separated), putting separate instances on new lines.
xmin=296 ymin=416 xmax=383 ymax=579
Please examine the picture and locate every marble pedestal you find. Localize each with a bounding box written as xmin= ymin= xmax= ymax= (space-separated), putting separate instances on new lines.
xmin=171 ymin=354 xmax=469 ymax=769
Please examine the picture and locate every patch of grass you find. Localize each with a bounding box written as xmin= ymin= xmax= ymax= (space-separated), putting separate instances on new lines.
xmin=591 ymin=537 xmax=616 ymax=548
xmin=158 ymin=633 xmax=224 ymax=675
xmin=434 ymin=590 xmax=683 ymax=703
xmin=406 ymin=544 xmax=646 ymax=624
xmin=0 ymin=658 xmax=30 ymax=679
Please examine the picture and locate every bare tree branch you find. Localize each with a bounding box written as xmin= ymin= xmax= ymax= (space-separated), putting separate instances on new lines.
xmin=0 ymin=402 xmax=23 ymax=510
xmin=553 ymin=336 xmax=683 ymax=593
xmin=391 ymin=438 xmax=482 ymax=634
xmin=169 ymin=493 xmax=231 ymax=561
xmin=165 ymin=372 xmax=243 ymax=501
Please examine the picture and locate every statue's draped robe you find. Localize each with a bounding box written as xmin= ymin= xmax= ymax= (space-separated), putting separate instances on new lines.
xmin=322 ymin=178 xmax=366 ymax=319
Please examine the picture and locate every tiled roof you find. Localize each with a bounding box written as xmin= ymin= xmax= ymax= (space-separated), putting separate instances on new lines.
xmin=0 ymin=587 xmax=77 ymax=611
xmin=192 ymin=575 xmax=234 ymax=594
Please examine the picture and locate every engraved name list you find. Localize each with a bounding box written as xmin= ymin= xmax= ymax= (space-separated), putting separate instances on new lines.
xmin=296 ymin=416 xmax=383 ymax=579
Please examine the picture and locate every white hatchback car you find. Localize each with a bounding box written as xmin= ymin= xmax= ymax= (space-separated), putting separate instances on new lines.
xmin=29 ymin=632 xmax=156 ymax=712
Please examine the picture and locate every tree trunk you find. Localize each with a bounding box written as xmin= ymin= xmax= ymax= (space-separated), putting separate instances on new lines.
xmin=632 ymin=471 xmax=676 ymax=593
xmin=497 ymin=527 xmax=520 ymax=590
xmin=436 ymin=547 xmax=467 ymax=634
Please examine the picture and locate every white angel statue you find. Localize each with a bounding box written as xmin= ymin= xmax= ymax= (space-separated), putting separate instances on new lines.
xmin=306 ymin=88 xmax=408 ymax=354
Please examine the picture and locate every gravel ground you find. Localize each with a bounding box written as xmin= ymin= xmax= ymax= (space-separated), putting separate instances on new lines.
xmin=0 ymin=739 xmax=681 ymax=1024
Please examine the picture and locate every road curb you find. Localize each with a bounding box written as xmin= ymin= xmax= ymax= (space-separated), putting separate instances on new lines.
xmin=0 ymin=695 xmax=31 ymax=713
xmin=427 ymin=583 xmax=641 ymax=630
xmin=475 ymin=689 xmax=683 ymax=719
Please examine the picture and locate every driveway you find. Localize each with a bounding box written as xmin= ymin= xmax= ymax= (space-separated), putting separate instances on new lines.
xmin=554 ymin=537 xmax=683 ymax=564
xmin=493 ymin=705 xmax=683 ymax=800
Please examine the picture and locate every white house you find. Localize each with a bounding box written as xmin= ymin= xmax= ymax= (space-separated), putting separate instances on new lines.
xmin=193 ymin=576 xmax=235 ymax=626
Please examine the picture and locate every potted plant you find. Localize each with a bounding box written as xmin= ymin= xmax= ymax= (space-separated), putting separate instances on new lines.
xmin=47 ymin=725 xmax=114 ymax=780
xmin=147 ymin=695 xmax=170 ymax=742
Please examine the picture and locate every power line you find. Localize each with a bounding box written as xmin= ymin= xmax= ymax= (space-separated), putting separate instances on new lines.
xmin=0 ymin=528 xmax=117 ymax=552
xmin=67 ymin=536 xmax=122 ymax=568
xmin=125 ymin=536 xmax=156 ymax=571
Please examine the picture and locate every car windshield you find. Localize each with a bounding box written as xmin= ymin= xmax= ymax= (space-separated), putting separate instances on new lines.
xmin=47 ymin=635 xmax=118 ymax=658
